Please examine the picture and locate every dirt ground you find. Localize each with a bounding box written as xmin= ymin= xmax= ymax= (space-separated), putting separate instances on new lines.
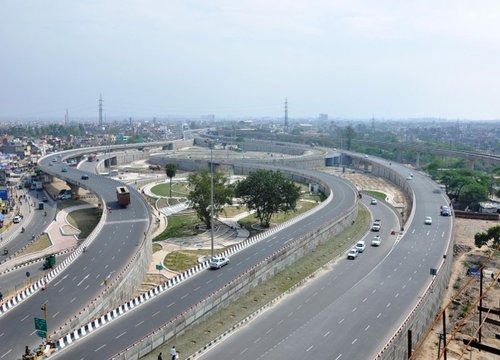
xmin=413 ymin=218 xmax=499 ymax=360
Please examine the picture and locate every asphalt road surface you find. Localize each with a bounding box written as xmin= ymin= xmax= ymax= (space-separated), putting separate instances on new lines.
xmin=50 ymin=168 xmax=359 ymax=359
xmin=199 ymin=165 xmax=452 ymax=359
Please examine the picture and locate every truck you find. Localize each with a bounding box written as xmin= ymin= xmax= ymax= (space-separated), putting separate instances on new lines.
xmin=42 ymin=254 xmax=56 ymax=270
xmin=116 ymin=186 xmax=130 ymax=208
xmin=148 ymin=164 xmax=161 ymax=171
xmin=371 ymin=219 xmax=381 ymax=232
xmin=88 ymin=153 xmax=97 ymax=162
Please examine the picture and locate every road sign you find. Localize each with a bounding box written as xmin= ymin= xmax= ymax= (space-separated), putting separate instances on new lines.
xmin=34 ymin=317 xmax=47 ymax=338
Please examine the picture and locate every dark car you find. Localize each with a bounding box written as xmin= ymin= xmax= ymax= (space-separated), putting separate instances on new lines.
xmin=42 ymin=195 xmax=48 ymax=202
xmin=81 ymin=174 xmax=89 ymax=180
xmin=61 ymin=167 xmax=68 ymax=172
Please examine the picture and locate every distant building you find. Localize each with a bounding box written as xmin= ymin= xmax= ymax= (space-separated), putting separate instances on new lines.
xmin=318 ymin=113 xmax=328 ymax=121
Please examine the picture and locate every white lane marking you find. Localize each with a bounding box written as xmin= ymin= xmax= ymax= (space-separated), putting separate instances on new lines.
xmin=254 ymin=337 xmax=261 ymax=344
xmin=352 ymin=338 xmax=358 ymax=344
xmin=386 ymin=302 xmax=391 ymax=308
xmin=181 ymin=294 xmax=188 ymax=299
xmin=306 ymin=345 xmax=314 ymax=352
xmin=324 ymin=331 xmax=331 ymax=337
xmin=206 ymin=279 xmax=212 ymax=284
xmin=352 ymin=307 xmax=357 ymax=313
xmin=20 ymin=314 xmax=30 ymax=322
xmin=85 ymin=285 xmax=90 ymax=290
xmin=54 ymin=274 xmax=69 ymax=286
xmin=338 ymin=318 xmax=345 ymax=324
xmin=283 ymin=238 xmax=294 ymax=245
xmin=335 ymin=354 xmax=343 ymax=360
xmin=94 ymin=344 xmax=106 ymax=352
xmin=52 ymin=312 xmax=60 ymax=318
xmin=377 ymin=313 xmax=382 ymax=318
xmin=70 ymin=297 xmax=77 ymax=303
xmin=277 ymin=320 xmax=284 ymax=325
xmin=395 ymin=293 xmax=399 ymax=298
xmin=365 ymin=325 xmax=370 ymax=331
xmin=240 ymin=348 xmax=248 ymax=355
xmin=167 ymin=302 xmax=175 ymax=308
xmin=372 ymin=289 xmax=377 ymax=294
xmin=0 ymin=332 xmax=3 ymax=337
xmin=116 ymin=331 xmax=127 ymax=339
xmin=152 ymin=311 xmax=160 ymax=317
xmin=58 ymin=287 xmax=64 ymax=293
xmin=77 ymin=274 xmax=90 ymax=286
xmin=362 ymin=298 xmax=367 ymax=303
xmin=193 ymin=286 xmax=201 ymax=291
xmin=287 ymin=312 xmax=294 ymax=317
xmin=1 ymin=349 xmax=12 ymax=358
xmin=265 ymin=328 xmax=273 ymax=334
xmin=135 ymin=320 xmax=144 ymax=327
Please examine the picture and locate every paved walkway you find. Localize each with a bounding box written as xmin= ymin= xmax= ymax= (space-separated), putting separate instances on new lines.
xmin=0 ymin=204 xmax=91 ymax=273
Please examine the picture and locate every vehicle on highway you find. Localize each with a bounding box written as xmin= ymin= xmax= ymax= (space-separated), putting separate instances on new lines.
xmin=81 ymin=174 xmax=89 ymax=180
xmin=116 ymin=186 xmax=131 ymax=207
xmin=355 ymin=240 xmax=366 ymax=253
xmin=370 ymin=198 xmax=378 ymax=205
xmin=371 ymin=235 xmax=381 ymax=246
xmin=42 ymin=195 xmax=48 ymax=202
xmin=61 ymin=167 xmax=68 ymax=172
xmin=371 ymin=219 xmax=381 ymax=231
xmin=209 ymin=256 xmax=230 ymax=269
xmin=347 ymin=248 xmax=358 ymax=260
xmin=52 ymin=158 xmax=57 ymax=162
xmin=425 ymin=216 xmax=432 ymax=225
xmin=440 ymin=206 xmax=450 ymax=216
xmin=58 ymin=193 xmax=72 ymax=200
xmin=406 ymin=175 xmax=413 ymax=180
xmin=13 ymin=215 xmax=22 ymax=223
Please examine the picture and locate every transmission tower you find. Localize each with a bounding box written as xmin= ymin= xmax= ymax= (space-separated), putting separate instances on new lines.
xmin=284 ymin=97 xmax=289 ymax=133
xmin=99 ymin=94 xmax=103 ymax=127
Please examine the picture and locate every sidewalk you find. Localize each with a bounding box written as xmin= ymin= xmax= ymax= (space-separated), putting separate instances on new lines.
xmin=0 ymin=204 xmax=91 ymax=274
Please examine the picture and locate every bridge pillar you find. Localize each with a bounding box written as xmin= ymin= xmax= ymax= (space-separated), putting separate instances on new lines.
xmin=67 ymin=183 xmax=80 ymax=196
xmin=466 ymin=159 xmax=475 ymax=170
xmin=415 ymin=152 xmax=420 ymax=169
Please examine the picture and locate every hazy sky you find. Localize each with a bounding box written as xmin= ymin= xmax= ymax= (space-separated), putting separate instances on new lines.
xmin=1 ymin=1 xmax=500 ymax=120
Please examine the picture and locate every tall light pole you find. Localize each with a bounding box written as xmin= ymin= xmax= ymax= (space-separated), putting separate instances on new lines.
xmin=206 ymin=140 xmax=215 ymax=260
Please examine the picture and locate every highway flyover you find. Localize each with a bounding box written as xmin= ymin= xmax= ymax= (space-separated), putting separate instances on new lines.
xmin=0 ymin=153 xmax=151 ymax=358
xmin=47 ymin=165 xmax=359 ymax=359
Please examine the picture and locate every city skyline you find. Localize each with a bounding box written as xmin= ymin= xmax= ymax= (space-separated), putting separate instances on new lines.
xmin=1 ymin=1 xmax=500 ymax=120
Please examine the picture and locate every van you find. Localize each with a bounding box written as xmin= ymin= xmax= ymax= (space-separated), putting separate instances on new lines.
xmin=355 ymin=240 xmax=366 ymax=253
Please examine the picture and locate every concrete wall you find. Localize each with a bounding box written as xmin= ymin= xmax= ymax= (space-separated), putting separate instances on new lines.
xmin=109 ymin=168 xmax=357 ymax=359
xmin=53 ymin=175 xmax=154 ymax=337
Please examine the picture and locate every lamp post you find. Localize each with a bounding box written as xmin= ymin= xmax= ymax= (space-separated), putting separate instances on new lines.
xmin=205 ymin=140 xmax=215 ymax=260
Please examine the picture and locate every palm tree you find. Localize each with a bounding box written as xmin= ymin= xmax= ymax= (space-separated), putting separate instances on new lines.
xmin=165 ymin=163 xmax=177 ymax=198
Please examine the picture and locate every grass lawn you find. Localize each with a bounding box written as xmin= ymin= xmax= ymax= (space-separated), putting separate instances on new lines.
xmin=66 ymin=208 xmax=102 ymax=239
xmin=150 ymin=182 xmax=190 ymax=197
xmin=17 ymin=233 xmax=52 ymax=256
xmin=365 ymin=190 xmax=387 ymax=200
xmin=238 ymin=200 xmax=317 ymax=229
xmin=141 ymin=205 xmax=370 ymax=360
xmin=164 ymin=249 xmax=216 ymax=272
xmin=153 ymin=213 xmax=199 ymax=241
xmin=152 ymin=243 xmax=162 ymax=253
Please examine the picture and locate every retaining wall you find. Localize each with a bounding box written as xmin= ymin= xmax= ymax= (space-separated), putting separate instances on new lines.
xmin=111 ymin=188 xmax=357 ymax=359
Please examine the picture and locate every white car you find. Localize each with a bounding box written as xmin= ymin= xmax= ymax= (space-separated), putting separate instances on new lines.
xmin=347 ymin=248 xmax=358 ymax=260
xmin=425 ymin=216 xmax=432 ymax=225
xmin=13 ymin=215 xmax=22 ymax=223
xmin=209 ymin=256 xmax=230 ymax=269
xmin=371 ymin=235 xmax=381 ymax=246
xmin=370 ymin=198 xmax=378 ymax=205
xmin=355 ymin=240 xmax=366 ymax=253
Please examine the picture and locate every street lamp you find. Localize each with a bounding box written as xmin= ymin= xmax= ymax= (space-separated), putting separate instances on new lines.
xmin=205 ymin=140 xmax=215 ymax=260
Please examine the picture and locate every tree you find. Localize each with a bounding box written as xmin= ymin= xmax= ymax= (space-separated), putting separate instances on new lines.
xmin=438 ymin=169 xmax=490 ymax=204
xmin=474 ymin=225 xmax=500 ymax=248
xmin=235 ymin=169 xmax=301 ymax=228
xmin=165 ymin=163 xmax=177 ymax=198
xmin=344 ymin=125 xmax=356 ymax=150
xmin=187 ymin=169 xmax=234 ymax=229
